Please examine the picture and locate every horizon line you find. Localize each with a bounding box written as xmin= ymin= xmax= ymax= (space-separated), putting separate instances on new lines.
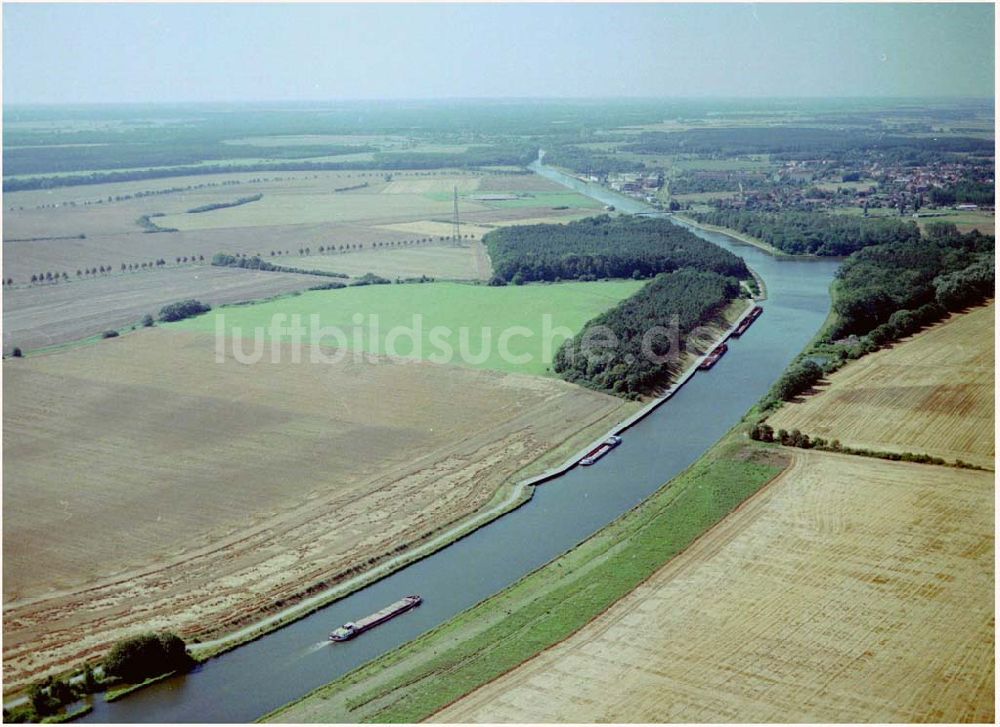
xmin=4 ymin=95 xmax=995 ymax=109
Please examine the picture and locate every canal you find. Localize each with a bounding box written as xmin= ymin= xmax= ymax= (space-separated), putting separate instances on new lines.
xmin=79 ymin=160 xmax=840 ymax=723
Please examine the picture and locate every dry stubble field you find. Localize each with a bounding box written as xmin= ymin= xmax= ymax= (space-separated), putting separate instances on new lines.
xmin=2 ymin=329 xmax=636 ymax=689
xmin=1 ymin=266 xmax=332 ymax=352
xmin=769 ymin=302 xmax=995 ymax=468
xmin=436 ymin=450 xmax=994 ymax=723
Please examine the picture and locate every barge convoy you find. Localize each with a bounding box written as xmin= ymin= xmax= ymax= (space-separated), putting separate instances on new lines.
xmin=731 ymin=305 xmax=764 ymax=337
xmin=698 ymin=342 xmax=728 ymax=371
xmin=580 ymin=435 xmax=622 ymax=466
xmin=329 ymin=595 xmax=422 ymax=642
xmin=573 ymin=308 xmax=762 ymax=468
xmin=698 ymin=306 xmax=763 ymax=371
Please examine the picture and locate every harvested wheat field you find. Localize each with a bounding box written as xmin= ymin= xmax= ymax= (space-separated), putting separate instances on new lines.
xmin=2 ymin=329 xmax=635 ymax=688
xmin=294 ymin=242 xmax=491 ymax=281
xmin=1 ymin=265 xmax=332 ymax=352
xmin=436 ymin=450 xmax=994 ymax=723
xmin=770 ymin=302 xmax=995 ymax=468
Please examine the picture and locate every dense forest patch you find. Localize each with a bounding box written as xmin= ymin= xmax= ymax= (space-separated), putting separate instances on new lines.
xmin=691 ymin=210 xmax=921 ymax=256
xmin=484 ymin=215 xmax=750 ymax=283
xmin=554 ymin=269 xmax=742 ymax=397
xmin=828 ymin=222 xmax=994 ymax=341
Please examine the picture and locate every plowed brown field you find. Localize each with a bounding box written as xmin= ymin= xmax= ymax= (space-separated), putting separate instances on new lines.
xmin=770 ymin=302 xmax=994 ymax=468
xmin=2 ymin=329 xmax=635 ymax=689
xmin=436 ymin=451 xmax=994 ymax=723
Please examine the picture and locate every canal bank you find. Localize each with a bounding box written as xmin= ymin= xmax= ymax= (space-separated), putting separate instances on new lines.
xmin=72 ymin=160 xmax=840 ymax=724
xmin=263 ymin=423 xmax=788 ymax=723
xmin=176 ymin=304 xmax=755 ymax=663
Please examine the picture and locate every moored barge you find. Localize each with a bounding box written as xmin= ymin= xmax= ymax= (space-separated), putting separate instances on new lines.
xmin=580 ymin=435 xmax=622 ymax=466
xmin=731 ymin=305 xmax=764 ymax=338
xmin=698 ymin=342 xmax=728 ymax=371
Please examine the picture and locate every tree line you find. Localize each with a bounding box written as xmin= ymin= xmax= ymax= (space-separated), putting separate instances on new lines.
xmin=15 ymin=257 xmax=206 ymax=286
xmin=691 ymin=209 xmax=922 ymax=256
xmin=758 ymin=222 xmax=994 ymax=412
xmin=553 ymin=269 xmax=742 ymax=397
xmin=619 ymin=126 xmax=994 ymax=158
xmin=484 ymin=215 xmax=749 ymax=284
xmin=211 ymin=252 xmax=349 ymax=279
xmin=187 ymin=193 xmax=263 ymax=214
xmin=3 ymin=144 xmax=538 ymax=193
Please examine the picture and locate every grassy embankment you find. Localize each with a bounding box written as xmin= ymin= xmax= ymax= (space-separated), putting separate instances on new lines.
xmin=262 ymin=424 xmax=785 ymax=723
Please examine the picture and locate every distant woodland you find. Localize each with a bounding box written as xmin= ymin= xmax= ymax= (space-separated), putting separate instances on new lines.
xmin=484 ymin=216 xmax=750 ymax=283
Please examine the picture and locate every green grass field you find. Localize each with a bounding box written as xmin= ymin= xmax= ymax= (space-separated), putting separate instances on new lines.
xmin=262 ymin=430 xmax=785 ymax=723
xmin=168 ymin=280 xmax=644 ymax=376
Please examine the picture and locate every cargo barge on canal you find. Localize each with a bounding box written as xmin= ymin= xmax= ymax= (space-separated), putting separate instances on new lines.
xmin=329 ymin=596 xmax=422 ymax=642
xmin=580 ymin=435 xmax=622 ymax=466
xmin=731 ymin=305 xmax=764 ymax=337
xmin=698 ymin=342 xmax=728 ymax=371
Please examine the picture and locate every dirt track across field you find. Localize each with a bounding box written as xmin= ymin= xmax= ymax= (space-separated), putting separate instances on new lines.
xmin=436 ymin=450 xmax=995 ymax=723
xmin=2 ymin=330 xmax=635 ymax=689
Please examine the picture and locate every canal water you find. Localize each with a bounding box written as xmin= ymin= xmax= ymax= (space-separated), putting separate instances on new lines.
xmin=79 ymin=163 xmax=840 ymax=723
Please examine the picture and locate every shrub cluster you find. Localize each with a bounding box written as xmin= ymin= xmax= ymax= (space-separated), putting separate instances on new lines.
xmin=350 ymin=272 xmax=391 ymax=286
xmin=308 ymin=281 xmax=347 ymax=291
xmin=159 ymin=299 xmax=211 ymax=322
xmin=187 ymin=193 xmax=263 ymax=214
xmin=103 ymin=632 xmax=193 ymax=683
xmin=136 ymin=213 xmax=178 ymax=233
xmin=761 ymin=358 xmax=823 ymax=409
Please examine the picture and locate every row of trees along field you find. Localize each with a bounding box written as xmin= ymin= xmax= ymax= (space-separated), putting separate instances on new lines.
xmin=484 ymin=215 xmax=750 ymax=284
xmin=553 ymin=269 xmax=742 ymax=397
xmin=690 ymin=209 xmax=922 ymax=256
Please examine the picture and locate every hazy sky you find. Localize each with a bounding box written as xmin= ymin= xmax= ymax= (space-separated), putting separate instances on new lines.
xmin=3 ymin=3 xmax=994 ymax=104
